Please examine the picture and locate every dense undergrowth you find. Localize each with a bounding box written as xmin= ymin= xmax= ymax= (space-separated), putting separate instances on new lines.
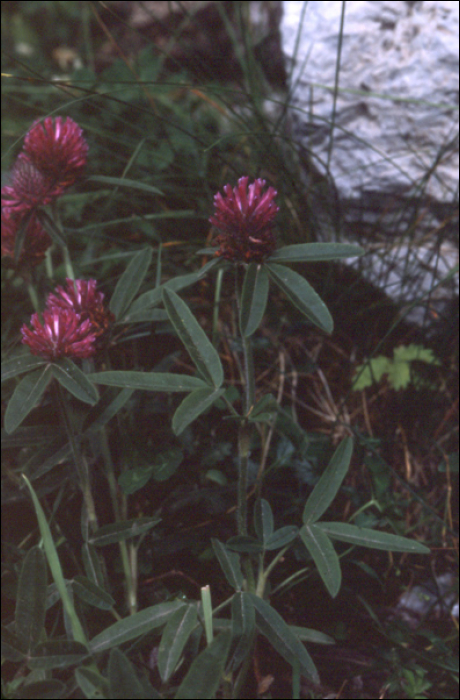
xmin=1 ymin=2 xmax=458 ymax=699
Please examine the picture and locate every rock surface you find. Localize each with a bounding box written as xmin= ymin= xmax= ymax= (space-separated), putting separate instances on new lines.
xmin=280 ymin=0 xmax=459 ymax=326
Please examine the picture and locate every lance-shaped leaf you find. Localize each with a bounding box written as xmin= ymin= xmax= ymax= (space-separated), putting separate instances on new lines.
xmin=317 ymin=522 xmax=430 ymax=553
xmin=248 ymin=594 xmax=319 ymax=683
xmin=89 ymin=371 xmax=208 ymax=392
xmin=266 ymin=263 xmax=333 ymax=334
xmin=73 ymin=576 xmax=115 ymax=610
xmin=254 ymin=499 xmax=274 ymax=545
xmin=211 ymin=539 xmax=244 ymax=590
xmin=162 ymin=287 xmax=223 ymax=387
xmin=268 ymin=242 xmax=364 ymax=263
xmin=230 ymin=592 xmax=256 ymax=670
xmin=89 ymin=518 xmax=160 ymax=546
xmin=158 ymin=604 xmax=198 ymax=682
xmin=27 ymin=640 xmax=89 ymax=670
xmin=90 ymin=601 xmax=186 ymax=653
xmin=108 ymin=647 xmax=147 ymax=699
xmin=302 ymin=438 xmax=353 ymax=525
xmin=15 ymin=546 xmax=47 ymax=652
xmin=83 ymin=388 xmax=134 ymax=434
xmin=1 ymin=353 xmax=47 ymax=383
xmin=299 ymin=524 xmax=342 ymax=598
xmin=88 ymin=175 xmax=164 ymax=195
xmin=4 ymin=365 xmax=53 ymax=434
xmin=126 ymin=260 xmax=220 ymax=321
xmin=264 ymin=525 xmax=299 ymax=551
xmin=21 ymin=475 xmax=88 ymax=646
xmin=172 ymin=387 xmax=225 ymax=435
xmin=239 ymin=263 xmax=269 ymax=337
xmin=51 ymin=359 xmax=99 ymax=405
xmin=110 ymin=247 xmax=153 ymax=320
xmin=174 ymin=630 xmax=232 ymax=700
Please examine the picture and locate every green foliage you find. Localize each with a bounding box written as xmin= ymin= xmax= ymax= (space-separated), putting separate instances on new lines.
xmin=353 ymin=344 xmax=441 ymax=391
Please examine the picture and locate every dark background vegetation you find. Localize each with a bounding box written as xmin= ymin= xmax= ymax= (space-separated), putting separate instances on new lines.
xmin=2 ymin=2 xmax=458 ymax=698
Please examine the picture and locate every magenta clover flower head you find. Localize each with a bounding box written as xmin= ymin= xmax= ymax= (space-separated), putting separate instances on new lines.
xmin=1 ymin=116 xmax=88 ymax=213
xmin=209 ymin=176 xmax=279 ymax=263
xmin=24 ymin=116 xmax=88 ymax=191
xmin=21 ymin=307 xmax=98 ymax=361
xmin=21 ymin=279 xmax=114 ymax=360
xmin=1 ymin=155 xmax=57 ymax=212
xmin=46 ymin=278 xmax=115 ymax=342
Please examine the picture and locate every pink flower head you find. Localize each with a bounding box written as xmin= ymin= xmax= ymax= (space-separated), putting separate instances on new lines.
xmin=21 ymin=307 xmax=98 ymax=361
xmin=1 ymin=116 xmax=88 ymax=214
xmin=23 ymin=116 xmax=88 ymax=192
xmin=1 ymin=155 xmax=58 ymax=212
xmin=46 ymin=278 xmax=114 ymax=344
xmin=1 ymin=206 xmax=51 ymax=267
xmin=209 ymin=176 xmax=279 ymax=263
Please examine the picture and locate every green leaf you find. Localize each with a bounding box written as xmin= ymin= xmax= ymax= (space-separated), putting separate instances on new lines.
xmin=4 ymin=366 xmax=53 ymax=434
xmin=247 ymin=394 xmax=278 ymax=423
xmin=211 ymin=539 xmax=244 ymax=590
xmin=15 ymin=546 xmax=47 ymax=651
xmin=83 ymin=388 xmax=134 ymax=434
xmin=264 ymin=526 xmax=299 ymax=551
xmin=126 ymin=263 xmax=219 ymax=321
xmin=299 ymin=524 xmax=342 ymax=598
xmin=158 ymin=604 xmax=198 ymax=682
xmin=266 ymin=263 xmax=333 ymax=334
xmin=110 ymin=247 xmax=153 ymax=320
xmin=288 ymin=626 xmax=335 ymax=645
xmin=254 ymin=499 xmax=274 ymax=545
xmin=268 ymin=243 xmax=364 ymax=263
xmin=317 ymin=522 xmax=430 ymax=553
xmin=88 ymin=175 xmax=164 ymax=196
xmin=230 ymin=592 xmax=256 ymax=670
xmin=302 ymin=438 xmax=353 ymax=524
xmin=76 ymin=666 xmax=111 ymax=699
xmin=172 ymin=387 xmax=225 ymax=435
xmin=27 ymin=640 xmax=88 ymax=670
xmin=174 ymin=630 xmax=232 ymax=700
xmin=81 ymin=543 xmax=106 ymax=589
xmin=89 ymin=517 xmax=160 ymax=546
xmin=162 ymin=287 xmax=224 ymax=388
xmin=89 ymin=370 xmax=208 ymax=392
xmin=239 ymin=263 xmax=269 ymax=337
xmin=1 ymin=625 xmax=27 ymax=661
xmin=118 ymin=449 xmax=183 ymax=494
xmin=118 ymin=465 xmax=154 ymax=495
xmin=248 ymin=594 xmax=319 ymax=683
xmin=108 ymin=647 xmax=148 ymax=699
xmin=1 ymin=353 xmax=47 ymax=383
xmin=73 ymin=576 xmax=115 ymax=610
xmin=16 ymin=680 xmax=66 ymax=698
xmin=90 ymin=601 xmax=186 ymax=653
xmin=352 ymin=355 xmax=391 ymax=390
xmin=226 ymin=536 xmax=264 ymax=554
xmin=21 ymin=475 xmax=88 ymax=646
xmin=51 ymin=359 xmax=99 ymax=405
xmin=150 ymin=447 xmax=184 ymax=481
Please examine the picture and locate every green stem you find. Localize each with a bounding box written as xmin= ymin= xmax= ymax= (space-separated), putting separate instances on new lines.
xmin=55 ymin=381 xmax=98 ymax=534
xmin=234 ymin=265 xmax=256 ymax=594
xmin=99 ymin=430 xmax=138 ymax=614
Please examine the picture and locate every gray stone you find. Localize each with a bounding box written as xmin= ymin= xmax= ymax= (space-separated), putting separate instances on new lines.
xmin=280 ymin=0 xmax=459 ymax=325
